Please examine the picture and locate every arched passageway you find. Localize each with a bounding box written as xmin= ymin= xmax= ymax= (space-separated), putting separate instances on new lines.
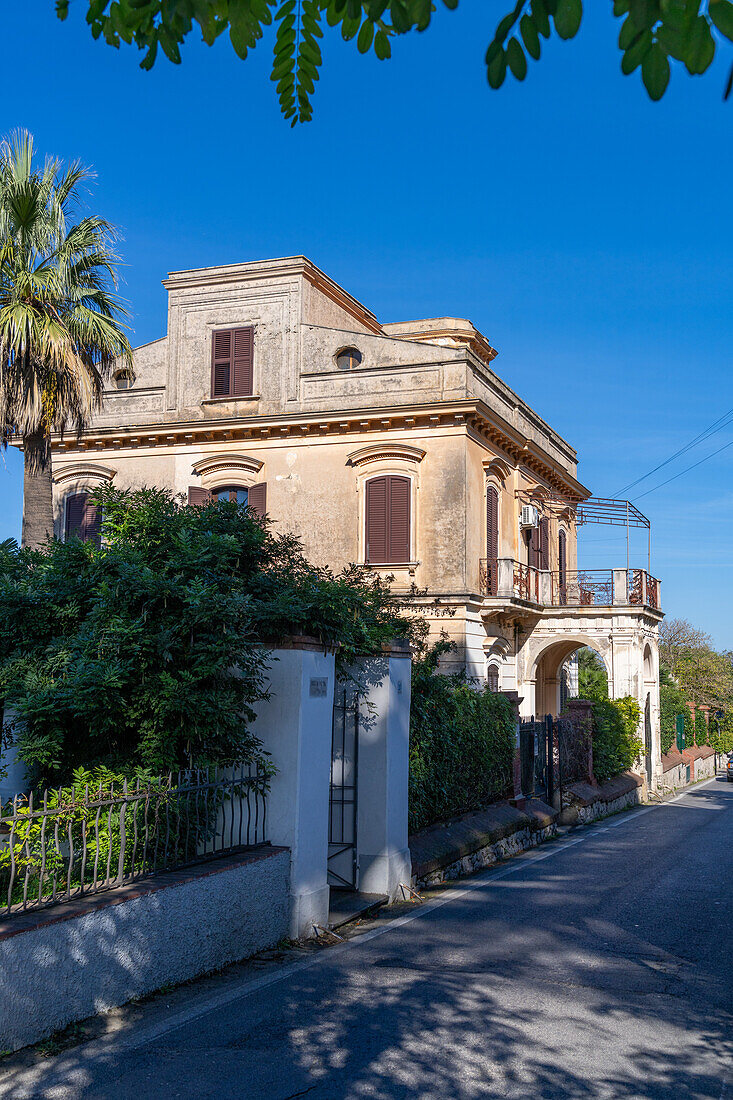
xmin=531 ymin=637 xmax=610 ymax=717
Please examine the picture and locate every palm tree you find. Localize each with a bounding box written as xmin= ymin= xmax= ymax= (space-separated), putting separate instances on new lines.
xmin=0 ymin=131 xmax=132 ymax=548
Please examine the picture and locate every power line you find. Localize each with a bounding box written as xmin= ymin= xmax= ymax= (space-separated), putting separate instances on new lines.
xmin=633 ymin=437 xmax=733 ymax=502
xmin=615 ymin=405 xmax=733 ymax=496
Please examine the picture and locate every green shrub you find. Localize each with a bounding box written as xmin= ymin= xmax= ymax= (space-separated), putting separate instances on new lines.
xmin=0 ymin=485 xmax=413 ymax=785
xmin=408 ymin=642 xmax=516 ymax=833
xmin=590 ymin=696 xmax=642 ymax=782
xmin=694 ymin=709 xmax=709 ymax=746
xmin=659 ymin=676 xmax=693 ymax=754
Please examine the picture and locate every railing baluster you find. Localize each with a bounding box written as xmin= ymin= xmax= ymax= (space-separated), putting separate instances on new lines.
xmin=0 ymin=761 xmax=266 ymax=920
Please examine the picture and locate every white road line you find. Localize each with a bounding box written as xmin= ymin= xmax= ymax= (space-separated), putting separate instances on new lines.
xmin=1 ymin=775 xmax=726 ymax=1090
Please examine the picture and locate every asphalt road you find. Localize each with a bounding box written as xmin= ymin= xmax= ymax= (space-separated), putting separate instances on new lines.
xmin=2 ymin=775 xmax=731 ymax=1099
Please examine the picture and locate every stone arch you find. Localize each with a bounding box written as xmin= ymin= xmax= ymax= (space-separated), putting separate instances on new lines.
xmin=527 ymin=634 xmax=611 ymax=718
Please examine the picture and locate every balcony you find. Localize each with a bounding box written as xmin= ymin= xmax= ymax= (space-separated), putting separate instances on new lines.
xmin=479 ymin=560 xmax=661 ymax=612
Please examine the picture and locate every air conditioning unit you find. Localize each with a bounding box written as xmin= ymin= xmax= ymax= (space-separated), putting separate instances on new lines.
xmin=520 ymin=505 xmax=539 ymax=529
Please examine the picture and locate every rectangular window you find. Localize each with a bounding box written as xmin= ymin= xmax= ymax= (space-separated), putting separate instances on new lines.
xmin=65 ymin=492 xmax=101 ymax=546
xmin=365 ymin=475 xmax=410 ymax=564
xmin=211 ymin=327 xmax=254 ymax=398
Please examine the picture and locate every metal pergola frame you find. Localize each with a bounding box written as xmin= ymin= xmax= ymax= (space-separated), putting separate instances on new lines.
xmin=514 ymin=491 xmax=652 ymax=572
xmin=576 ymin=498 xmax=651 ymax=572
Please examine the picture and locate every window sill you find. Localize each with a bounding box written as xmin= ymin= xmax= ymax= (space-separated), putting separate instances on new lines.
xmin=201 ymin=395 xmax=261 ymax=405
xmin=363 ymin=561 xmax=420 ymax=575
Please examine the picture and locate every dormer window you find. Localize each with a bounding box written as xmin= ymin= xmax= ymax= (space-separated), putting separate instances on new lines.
xmin=336 ymin=347 xmax=362 ymax=371
xmin=113 ymin=368 xmax=135 ymax=390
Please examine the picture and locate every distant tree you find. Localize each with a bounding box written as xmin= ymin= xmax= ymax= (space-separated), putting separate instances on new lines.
xmin=576 ymin=646 xmax=608 ymax=702
xmin=54 ymin=1 xmax=733 ymax=125
xmin=0 ymin=131 xmax=132 ymax=548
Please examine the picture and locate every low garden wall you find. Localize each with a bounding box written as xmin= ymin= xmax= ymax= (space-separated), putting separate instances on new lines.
xmin=683 ymin=745 xmax=716 ymax=782
xmin=410 ymin=799 xmax=557 ymax=888
xmin=558 ymin=771 xmax=644 ymax=826
xmin=660 ymin=748 xmax=689 ymax=792
xmin=0 ymin=845 xmax=289 ymax=1053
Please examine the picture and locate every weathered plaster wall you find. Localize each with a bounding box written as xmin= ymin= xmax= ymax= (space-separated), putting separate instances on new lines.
xmin=0 ymin=848 xmax=289 ymax=1053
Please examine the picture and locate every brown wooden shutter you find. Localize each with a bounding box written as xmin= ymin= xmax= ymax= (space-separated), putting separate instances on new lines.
xmin=211 ymin=330 xmax=232 ymax=397
xmin=65 ymin=493 xmax=87 ymax=540
xmin=486 ymin=486 xmax=499 ymax=595
xmin=365 ymin=477 xmax=388 ymax=563
xmin=558 ymin=529 xmax=567 ymax=587
xmin=388 ymin=476 xmax=410 ymax=563
xmin=528 ymin=523 xmax=540 ymax=569
xmin=82 ymin=499 xmax=102 ymax=546
xmin=232 ymin=327 xmax=254 ymax=397
xmin=539 ymin=516 xmax=549 ymax=570
xmin=248 ymin=482 xmax=267 ymax=517
xmin=188 ymin=486 xmax=212 ymax=506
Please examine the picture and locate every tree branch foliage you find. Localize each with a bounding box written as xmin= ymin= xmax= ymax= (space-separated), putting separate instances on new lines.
xmin=0 ymin=485 xmax=415 ymax=784
xmin=659 ymin=617 xmax=733 ymax=753
xmin=54 ymin=0 xmax=733 ymax=124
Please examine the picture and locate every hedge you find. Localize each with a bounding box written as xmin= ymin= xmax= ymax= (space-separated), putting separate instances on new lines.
xmin=659 ymin=679 xmax=693 ymax=755
xmin=409 ymin=642 xmax=516 ymax=834
xmin=590 ymin=697 xmax=642 ymax=783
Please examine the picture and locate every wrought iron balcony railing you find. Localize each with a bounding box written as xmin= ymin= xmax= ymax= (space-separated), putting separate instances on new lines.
xmin=479 ymin=559 xmax=661 ymax=611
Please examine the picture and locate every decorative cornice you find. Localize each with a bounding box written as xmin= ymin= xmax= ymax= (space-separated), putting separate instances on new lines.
xmin=346 ymin=443 xmax=426 ymax=468
xmin=191 ymin=453 xmax=264 ymax=478
xmin=47 ymin=398 xmax=589 ymax=504
xmin=52 ymin=463 xmax=116 ymax=485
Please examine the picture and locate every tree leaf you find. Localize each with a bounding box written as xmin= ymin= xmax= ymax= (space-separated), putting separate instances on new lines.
xmin=520 ymin=13 xmax=541 ymax=59
xmin=487 ymin=48 xmax=507 ymax=88
xmin=531 ymin=0 xmax=551 ymax=38
xmin=357 ymin=19 xmax=374 ymax=52
xmin=621 ymin=27 xmax=652 ymax=72
xmin=641 ymin=41 xmax=670 ymax=99
xmin=684 ymin=15 xmax=715 ymax=74
xmin=554 ymin=0 xmax=582 ymax=40
xmin=709 ymin=0 xmax=733 ymax=42
xmin=506 ymin=37 xmax=528 ymax=79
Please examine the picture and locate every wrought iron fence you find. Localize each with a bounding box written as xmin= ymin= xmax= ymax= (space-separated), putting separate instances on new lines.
xmin=514 ymin=561 xmax=541 ymax=602
xmin=0 ymin=763 xmax=268 ymax=919
xmin=479 ymin=558 xmax=498 ymax=596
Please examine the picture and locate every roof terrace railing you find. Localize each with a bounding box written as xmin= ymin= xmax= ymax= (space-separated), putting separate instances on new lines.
xmin=479 ymin=560 xmax=661 ymax=611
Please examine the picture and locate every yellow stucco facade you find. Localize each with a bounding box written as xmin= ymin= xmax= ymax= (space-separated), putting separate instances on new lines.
xmin=48 ymin=256 xmax=665 ymax=788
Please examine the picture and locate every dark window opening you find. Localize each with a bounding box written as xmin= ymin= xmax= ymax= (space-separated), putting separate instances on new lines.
xmin=336 ymin=347 xmax=363 ymax=371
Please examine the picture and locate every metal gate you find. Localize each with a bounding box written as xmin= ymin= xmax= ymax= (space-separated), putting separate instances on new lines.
xmin=328 ymin=688 xmax=359 ymax=890
xmin=519 ymin=715 xmax=557 ymax=804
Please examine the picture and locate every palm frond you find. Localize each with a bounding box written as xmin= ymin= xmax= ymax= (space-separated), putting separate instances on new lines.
xmin=0 ymin=129 xmax=133 ymax=452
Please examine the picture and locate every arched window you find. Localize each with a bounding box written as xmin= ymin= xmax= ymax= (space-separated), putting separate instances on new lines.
xmin=487 ymin=666 xmax=500 ymax=692
xmin=486 ymin=485 xmax=499 ymax=595
xmin=365 ymin=475 xmax=410 ymax=564
xmin=558 ymin=528 xmax=567 ymax=598
xmin=65 ymin=492 xmax=101 ymax=546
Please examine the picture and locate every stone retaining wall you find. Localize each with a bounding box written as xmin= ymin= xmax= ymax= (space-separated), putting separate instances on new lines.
xmin=410 ymin=800 xmax=557 ymax=889
xmin=559 ymin=771 xmax=645 ymax=826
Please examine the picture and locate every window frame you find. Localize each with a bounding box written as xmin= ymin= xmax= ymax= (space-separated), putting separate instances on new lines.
xmin=210 ymin=326 xmax=255 ymax=399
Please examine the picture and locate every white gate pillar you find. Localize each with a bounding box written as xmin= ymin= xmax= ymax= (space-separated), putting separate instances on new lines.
xmin=350 ymin=642 xmax=412 ymax=900
xmin=0 ymin=708 xmax=29 ymax=804
xmin=251 ymin=639 xmax=335 ymax=939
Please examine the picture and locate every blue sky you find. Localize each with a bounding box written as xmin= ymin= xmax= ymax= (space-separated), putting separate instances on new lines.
xmin=1 ymin=2 xmax=731 ymax=647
